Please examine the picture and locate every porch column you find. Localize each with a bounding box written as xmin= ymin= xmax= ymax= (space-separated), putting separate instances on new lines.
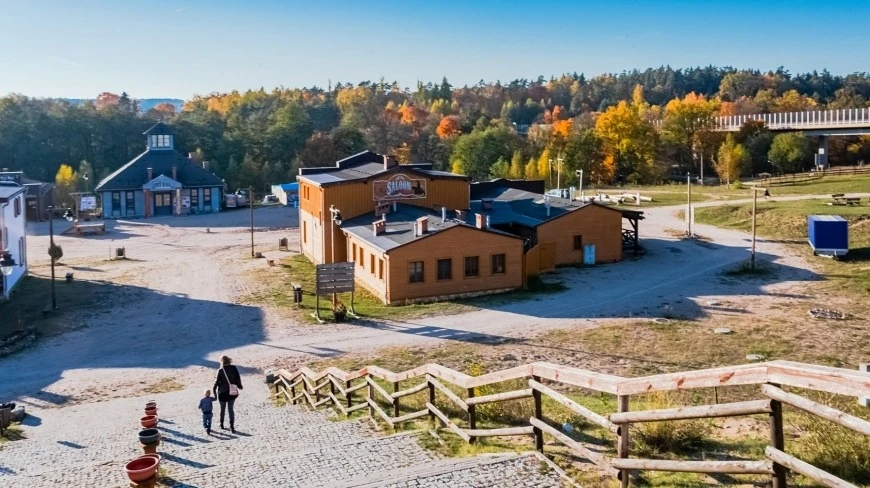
xmin=143 ymin=190 xmax=151 ymax=218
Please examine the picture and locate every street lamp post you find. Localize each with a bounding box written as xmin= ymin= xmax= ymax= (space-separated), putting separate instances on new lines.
xmin=329 ymin=205 xmax=343 ymax=304
xmin=686 ymin=172 xmax=693 ymax=238
xmin=249 ymin=186 xmax=254 ymax=257
xmin=749 ymin=187 xmax=767 ymax=272
xmin=46 ymin=207 xmax=74 ymax=310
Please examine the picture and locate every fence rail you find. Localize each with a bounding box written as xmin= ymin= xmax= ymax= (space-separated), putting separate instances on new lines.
xmin=747 ymin=165 xmax=870 ymax=187
xmin=713 ymin=108 xmax=870 ymax=132
xmin=274 ymin=360 xmax=869 ymax=487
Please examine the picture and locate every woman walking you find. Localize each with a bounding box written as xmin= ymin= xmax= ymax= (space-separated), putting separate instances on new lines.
xmin=213 ymin=355 xmax=243 ymax=433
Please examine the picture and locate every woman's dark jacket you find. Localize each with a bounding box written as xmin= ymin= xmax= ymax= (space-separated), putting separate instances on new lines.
xmin=213 ymin=364 xmax=243 ymax=398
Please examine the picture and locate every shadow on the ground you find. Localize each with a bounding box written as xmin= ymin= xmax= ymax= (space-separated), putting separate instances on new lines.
xmin=0 ymin=275 xmax=270 ymax=406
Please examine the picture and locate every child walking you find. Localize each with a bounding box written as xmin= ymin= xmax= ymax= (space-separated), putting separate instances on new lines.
xmin=198 ymin=389 xmax=216 ymax=434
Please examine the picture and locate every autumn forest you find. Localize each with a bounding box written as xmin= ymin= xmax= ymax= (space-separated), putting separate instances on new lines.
xmin=2 ymin=66 xmax=870 ymax=194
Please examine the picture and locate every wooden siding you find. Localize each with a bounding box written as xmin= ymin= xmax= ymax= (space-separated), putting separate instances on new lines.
xmin=343 ymin=233 xmax=387 ymax=300
xmin=385 ymin=226 xmax=523 ymax=304
xmin=321 ymin=170 xmax=469 ymax=222
xmin=306 ymin=170 xmax=469 ymax=264
xmin=536 ymin=204 xmax=623 ymax=265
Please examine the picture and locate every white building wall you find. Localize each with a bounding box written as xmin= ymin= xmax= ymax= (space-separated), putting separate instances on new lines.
xmin=300 ymin=210 xmax=323 ymax=264
xmin=1 ymin=192 xmax=27 ymax=299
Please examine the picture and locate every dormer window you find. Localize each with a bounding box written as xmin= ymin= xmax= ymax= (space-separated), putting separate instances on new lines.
xmin=149 ymin=134 xmax=172 ymax=149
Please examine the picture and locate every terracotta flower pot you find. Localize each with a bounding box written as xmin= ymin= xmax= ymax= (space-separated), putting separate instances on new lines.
xmin=125 ymin=456 xmax=158 ymax=482
xmin=140 ymin=415 xmax=158 ymax=428
xmin=144 ymin=407 xmax=157 ymax=416
xmin=145 ymin=401 xmax=157 ymax=409
xmin=138 ymin=428 xmax=160 ymax=445
xmin=138 ymin=453 xmax=161 ymax=467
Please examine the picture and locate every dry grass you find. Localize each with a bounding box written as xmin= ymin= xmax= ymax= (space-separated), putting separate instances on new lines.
xmin=139 ymin=377 xmax=185 ymax=395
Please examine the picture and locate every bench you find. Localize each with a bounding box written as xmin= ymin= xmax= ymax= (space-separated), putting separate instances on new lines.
xmin=74 ymin=223 xmax=105 ymax=235
xmin=844 ymin=197 xmax=861 ymax=206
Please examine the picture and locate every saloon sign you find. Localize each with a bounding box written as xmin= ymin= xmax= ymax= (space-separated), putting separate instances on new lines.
xmin=372 ymin=174 xmax=426 ymax=201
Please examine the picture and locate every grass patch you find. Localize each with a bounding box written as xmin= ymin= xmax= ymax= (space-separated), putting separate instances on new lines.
xmin=0 ymin=424 xmax=25 ymax=447
xmin=139 ymin=377 xmax=184 ymax=395
xmin=0 ymin=274 xmax=110 ymax=350
xmin=694 ymin=199 xmax=870 ymax=299
xmin=243 ymin=254 xmax=473 ymax=323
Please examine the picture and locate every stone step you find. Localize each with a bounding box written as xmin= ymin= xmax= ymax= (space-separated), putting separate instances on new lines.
xmin=378 ymin=453 xmax=570 ymax=488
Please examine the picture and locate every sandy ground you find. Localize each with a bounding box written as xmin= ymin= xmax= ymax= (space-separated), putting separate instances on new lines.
xmin=1 ymin=196 xmax=850 ymax=409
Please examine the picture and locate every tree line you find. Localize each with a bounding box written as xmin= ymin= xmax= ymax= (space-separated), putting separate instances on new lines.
xmin=1 ymin=66 xmax=869 ymax=196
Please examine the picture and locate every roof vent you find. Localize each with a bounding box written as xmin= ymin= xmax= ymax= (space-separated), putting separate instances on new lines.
xmin=455 ymin=209 xmax=466 ymax=221
xmin=475 ymin=213 xmax=484 ymax=229
xmin=383 ymin=154 xmax=398 ymax=170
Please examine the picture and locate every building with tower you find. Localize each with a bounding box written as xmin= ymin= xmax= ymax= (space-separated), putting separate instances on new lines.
xmin=95 ymin=123 xmax=224 ymax=218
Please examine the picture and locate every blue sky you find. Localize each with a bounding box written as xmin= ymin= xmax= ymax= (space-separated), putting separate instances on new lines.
xmin=1 ymin=0 xmax=868 ymax=99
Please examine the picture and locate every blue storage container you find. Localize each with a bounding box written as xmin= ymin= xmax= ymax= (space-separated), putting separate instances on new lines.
xmin=807 ymin=215 xmax=848 ymax=257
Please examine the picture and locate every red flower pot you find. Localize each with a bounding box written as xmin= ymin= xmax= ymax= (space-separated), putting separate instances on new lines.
xmin=144 ymin=407 xmax=157 ymax=416
xmin=145 ymin=401 xmax=157 ymax=409
xmin=138 ymin=453 xmax=161 ymax=467
xmin=125 ymin=456 xmax=158 ymax=482
xmin=140 ymin=415 xmax=158 ymax=428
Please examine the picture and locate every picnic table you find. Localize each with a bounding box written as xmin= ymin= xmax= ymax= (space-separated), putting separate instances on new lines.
xmin=830 ymin=194 xmax=862 ymax=206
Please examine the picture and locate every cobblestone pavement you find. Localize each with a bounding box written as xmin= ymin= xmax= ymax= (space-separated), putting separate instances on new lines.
xmin=0 ymin=383 xmax=569 ymax=487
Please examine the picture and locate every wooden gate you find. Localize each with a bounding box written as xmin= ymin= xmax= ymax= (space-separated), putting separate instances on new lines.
xmin=538 ymin=243 xmax=556 ymax=272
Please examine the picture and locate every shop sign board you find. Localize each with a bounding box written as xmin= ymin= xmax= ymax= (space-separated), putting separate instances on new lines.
xmin=372 ymin=174 xmax=426 ymax=201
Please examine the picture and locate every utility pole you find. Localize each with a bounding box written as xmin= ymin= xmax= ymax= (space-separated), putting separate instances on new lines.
xmin=750 ymin=187 xmax=766 ymax=271
xmin=249 ymin=186 xmax=254 ymax=257
xmin=556 ymin=157 xmax=563 ymax=190
xmin=548 ymin=158 xmax=553 ymax=189
xmin=49 ymin=208 xmax=56 ymax=310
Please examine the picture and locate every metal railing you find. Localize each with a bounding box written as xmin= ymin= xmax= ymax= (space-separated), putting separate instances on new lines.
xmin=714 ymin=108 xmax=870 ymax=131
xmin=274 ymin=360 xmax=869 ymax=488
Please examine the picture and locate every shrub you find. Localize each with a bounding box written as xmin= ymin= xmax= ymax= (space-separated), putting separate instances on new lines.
xmin=48 ymin=243 xmax=63 ymax=262
xmin=632 ymin=392 xmax=712 ymax=456
xmin=790 ymin=404 xmax=870 ymax=484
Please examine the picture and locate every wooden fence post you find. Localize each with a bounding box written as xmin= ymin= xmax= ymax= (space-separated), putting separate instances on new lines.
xmin=393 ymin=382 xmax=401 ymax=420
xmin=859 ymin=364 xmax=870 ymax=408
xmin=290 ymin=382 xmax=297 ymax=405
xmin=467 ymin=387 xmax=477 ymax=445
xmin=428 ymin=376 xmax=436 ymax=423
xmin=769 ymin=383 xmax=787 ymax=488
xmin=532 ymin=375 xmax=544 ymax=452
xmin=367 ymin=375 xmax=374 ymax=419
xmin=346 ymin=380 xmax=353 ymax=410
xmin=617 ymin=395 xmax=630 ymax=488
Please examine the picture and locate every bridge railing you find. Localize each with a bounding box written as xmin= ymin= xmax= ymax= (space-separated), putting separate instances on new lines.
xmin=274 ymin=360 xmax=869 ymax=488
xmin=715 ymin=108 xmax=870 ymax=131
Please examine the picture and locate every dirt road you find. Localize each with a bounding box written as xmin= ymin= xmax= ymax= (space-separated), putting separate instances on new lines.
xmin=1 ymin=197 xmax=831 ymax=406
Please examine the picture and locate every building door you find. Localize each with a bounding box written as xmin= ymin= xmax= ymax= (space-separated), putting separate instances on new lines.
xmin=539 ymin=242 xmax=556 ymax=272
xmin=583 ymin=244 xmax=596 ymax=265
xmin=154 ymin=192 xmax=173 ymax=216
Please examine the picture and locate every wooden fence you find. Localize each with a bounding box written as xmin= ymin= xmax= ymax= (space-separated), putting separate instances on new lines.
xmin=749 ymin=165 xmax=870 ymax=187
xmin=274 ymin=360 xmax=870 ymax=488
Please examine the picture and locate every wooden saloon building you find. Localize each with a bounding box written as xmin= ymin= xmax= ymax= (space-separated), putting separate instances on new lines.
xmin=298 ymin=152 xmax=627 ymax=305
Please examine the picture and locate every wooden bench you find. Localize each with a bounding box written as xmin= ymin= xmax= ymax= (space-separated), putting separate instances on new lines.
xmin=75 ymin=223 xmax=106 ymax=235
xmin=844 ymin=197 xmax=861 ymax=206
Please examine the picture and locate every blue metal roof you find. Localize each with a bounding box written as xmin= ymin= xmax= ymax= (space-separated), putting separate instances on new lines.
xmin=278 ymin=183 xmax=299 ymax=191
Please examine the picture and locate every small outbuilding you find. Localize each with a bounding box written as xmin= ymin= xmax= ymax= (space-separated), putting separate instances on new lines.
xmin=807 ymin=215 xmax=848 ymax=257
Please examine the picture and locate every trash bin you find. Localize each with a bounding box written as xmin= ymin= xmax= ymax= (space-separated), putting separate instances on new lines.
xmin=292 ymin=283 xmax=303 ymax=305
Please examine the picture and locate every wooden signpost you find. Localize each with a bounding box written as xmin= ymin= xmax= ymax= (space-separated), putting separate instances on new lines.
xmin=313 ymin=262 xmax=356 ymax=321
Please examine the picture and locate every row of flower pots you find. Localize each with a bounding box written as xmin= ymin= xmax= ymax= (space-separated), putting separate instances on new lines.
xmin=125 ymin=401 xmax=162 ymax=485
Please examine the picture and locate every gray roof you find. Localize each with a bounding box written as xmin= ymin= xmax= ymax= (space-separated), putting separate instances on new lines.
xmin=469 ymin=187 xmax=582 ymax=227
xmin=341 ymin=205 xmax=519 ymax=253
xmin=95 ymin=149 xmax=224 ymax=192
xmin=298 ymin=150 xmax=468 ymax=186
xmin=0 ymin=183 xmax=26 ymax=201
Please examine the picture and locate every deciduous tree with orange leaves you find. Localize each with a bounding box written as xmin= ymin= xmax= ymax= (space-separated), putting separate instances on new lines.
xmin=436 ymin=115 xmax=461 ymax=139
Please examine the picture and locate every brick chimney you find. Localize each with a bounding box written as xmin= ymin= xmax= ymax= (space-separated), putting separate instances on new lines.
xmin=416 ymin=216 xmax=428 ymax=236
xmin=475 ymin=213 xmax=484 ymax=229
xmin=202 ymin=161 xmax=210 ymax=171
xmin=383 ymin=154 xmax=398 ymax=170
xmin=147 ymin=167 xmax=153 ymax=180
xmin=373 ymin=218 xmax=386 ymax=235
xmin=171 ymin=165 xmax=177 ymax=181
